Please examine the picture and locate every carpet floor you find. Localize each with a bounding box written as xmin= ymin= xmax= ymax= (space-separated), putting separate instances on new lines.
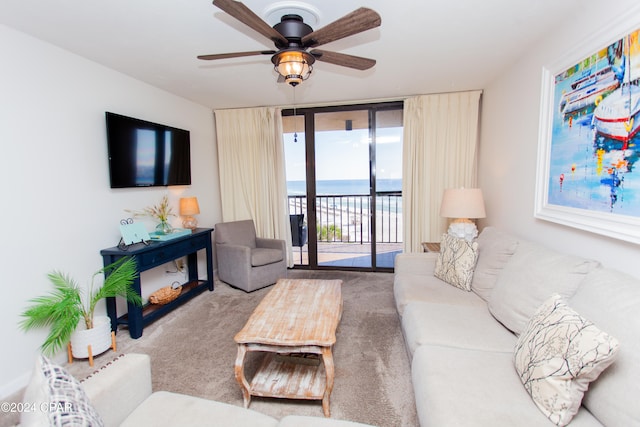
xmin=3 ymin=270 xmax=417 ymax=427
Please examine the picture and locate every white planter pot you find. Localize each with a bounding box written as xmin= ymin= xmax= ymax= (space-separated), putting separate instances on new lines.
xmin=70 ymin=315 xmax=113 ymax=359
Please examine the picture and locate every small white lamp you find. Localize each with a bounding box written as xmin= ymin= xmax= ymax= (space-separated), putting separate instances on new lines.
xmin=179 ymin=197 xmax=200 ymax=230
xmin=439 ymin=188 xmax=486 ymax=241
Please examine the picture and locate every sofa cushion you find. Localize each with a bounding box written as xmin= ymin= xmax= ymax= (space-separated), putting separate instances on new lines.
xmin=394 ymin=252 xmax=438 ymax=276
xmin=514 ymin=294 xmax=619 ymax=426
xmin=280 ymin=415 xmax=375 ymax=426
xmin=401 ymin=302 xmax=516 ymax=358
xmin=394 ymin=272 xmax=485 ymax=316
xmin=79 ymin=353 xmax=152 ymax=427
xmin=251 ymin=248 xmax=284 ymax=266
xmin=471 ymin=226 xmax=519 ymax=300
xmin=121 ymin=391 xmax=278 ymax=427
xmin=488 ymin=240 xmax=600 ymax=335
xmin=434 ymin=233 xmax=479 ymax=291
xmin=569 ymin=268 xmax=640 ymax=426
xmin=411 ymin=345 xmax=603 ymax=427
xmin=21 ymin=355 xmax=104 ymax=427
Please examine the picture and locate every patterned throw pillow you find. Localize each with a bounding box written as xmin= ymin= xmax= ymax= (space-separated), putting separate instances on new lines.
xmin=20 ymin=355 xmax=104 ymax=427
xmin=514 ymin=294 xmax=619 ymax=426
xmin=434 ymin=233 xmax=479 ymax=291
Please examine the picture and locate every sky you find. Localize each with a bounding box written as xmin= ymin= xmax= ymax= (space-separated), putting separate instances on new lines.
xmin=284 ymin=127 xmax=403 ymax=182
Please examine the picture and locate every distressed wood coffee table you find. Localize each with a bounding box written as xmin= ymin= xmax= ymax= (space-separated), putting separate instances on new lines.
xmin=234 ymin=278 xmax=343 ymax=417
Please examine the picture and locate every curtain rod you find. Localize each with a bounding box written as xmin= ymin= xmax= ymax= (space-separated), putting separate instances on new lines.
xmin=213 ymin=89 xmax=483 ymax=112
xmin=280 ymin=88 xmax=483 ymax=110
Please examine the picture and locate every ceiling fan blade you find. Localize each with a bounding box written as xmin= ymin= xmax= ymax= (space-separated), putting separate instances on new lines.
xmin=302 ymin=8 xmax=381 ymax=48
xmin=311 ymin=49 xmax=376 ymax=70
xmin=212 ymin=0 xmax=288 ymax=45
xmin=197 ymin=50 xmax=275 ymax=60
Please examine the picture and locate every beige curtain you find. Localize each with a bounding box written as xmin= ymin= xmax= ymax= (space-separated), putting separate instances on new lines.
xmin=402 ymin=90 xmax=482 ymax=253
xmin=214 ymin=107 xmax=294 ymax=267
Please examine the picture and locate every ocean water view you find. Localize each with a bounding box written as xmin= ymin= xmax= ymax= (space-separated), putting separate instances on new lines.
xmin=287 ymin=178 xmax=402 ymax=195
xmin=287 ymin=179 xmax=402 ymax=221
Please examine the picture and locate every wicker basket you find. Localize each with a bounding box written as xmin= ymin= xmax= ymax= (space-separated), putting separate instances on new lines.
xmin=149 ymin=283 xmax=182 ymax=305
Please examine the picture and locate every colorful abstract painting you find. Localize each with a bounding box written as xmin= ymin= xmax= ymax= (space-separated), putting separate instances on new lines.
xmin=536 ymin=19 xmax=640 ymax=244
xmin=549 ymin=29 xmax=640 ymax=215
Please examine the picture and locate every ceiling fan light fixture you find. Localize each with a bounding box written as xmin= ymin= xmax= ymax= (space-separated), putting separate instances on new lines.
xmin=272 ymin=50 xmax=314 ymax=86
xmin=201 ymin=2 xmax=380 ymax=86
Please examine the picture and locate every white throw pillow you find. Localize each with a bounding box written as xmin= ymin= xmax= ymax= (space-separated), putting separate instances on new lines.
xmin=514 ymin=294 xmax=619 ymax=426
xmin=20 ymin=355 xmax=104 ymax=427
xmin=434 ymin=233 xmax=478 ymax=291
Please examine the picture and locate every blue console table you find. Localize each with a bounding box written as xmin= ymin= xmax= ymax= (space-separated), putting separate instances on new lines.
xmin=100 ymin=227 xmax=214 ymax=339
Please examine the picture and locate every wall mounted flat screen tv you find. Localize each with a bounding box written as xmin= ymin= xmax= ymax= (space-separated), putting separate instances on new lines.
xmin=106 ymin=112 xmax=191 ymax=188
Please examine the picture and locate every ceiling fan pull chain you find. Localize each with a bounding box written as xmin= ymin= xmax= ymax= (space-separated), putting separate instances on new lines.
xmin=293 ymin=85 xmax=298 ymax=143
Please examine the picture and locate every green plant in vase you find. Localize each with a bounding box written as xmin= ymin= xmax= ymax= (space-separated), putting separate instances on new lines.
xmin=20 ymin=256 xmax=142 ymax=356
xmin=127 ymin=194 xmax=175 ymax=235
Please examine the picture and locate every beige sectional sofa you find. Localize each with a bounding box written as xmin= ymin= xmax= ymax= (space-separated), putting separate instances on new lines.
xmin=394 ymin=227 xmax=640 ymax=426
xmin=19 ymin=353 xmax=374 ymax=427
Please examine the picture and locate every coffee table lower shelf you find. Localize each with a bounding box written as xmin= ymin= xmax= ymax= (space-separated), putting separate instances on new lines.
xmin=250 ymin=353 xmax=326 ymax=400
xmin=233 ymin=279 xmax=342 ymax=417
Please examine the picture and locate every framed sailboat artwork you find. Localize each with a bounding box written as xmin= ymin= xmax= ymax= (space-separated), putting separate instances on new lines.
xmin=535 ymin=9 xmax=640 ymax=244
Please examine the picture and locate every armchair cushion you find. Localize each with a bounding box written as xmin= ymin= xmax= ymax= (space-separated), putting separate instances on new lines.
xmin=251 ymin=248 xmax=284 ymax=266
xmin=215 ymin=220 xmax=257 ymax=248
xmin=256 ymin=237 xmax=286 ymax=251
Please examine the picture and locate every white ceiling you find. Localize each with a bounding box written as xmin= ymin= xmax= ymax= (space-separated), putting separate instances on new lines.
xmin=1 ymin=0 xmax=587 ymax=110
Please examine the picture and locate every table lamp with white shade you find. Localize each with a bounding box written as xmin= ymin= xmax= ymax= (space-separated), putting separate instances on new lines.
xmin=179 ymin=197 xmax=200 ymax=230
xmin=439 ymin=188 xmax=486 ymax=241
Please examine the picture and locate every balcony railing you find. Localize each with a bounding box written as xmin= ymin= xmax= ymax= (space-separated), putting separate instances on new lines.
xmin=288 ymin=192 xmax=403 ymax=244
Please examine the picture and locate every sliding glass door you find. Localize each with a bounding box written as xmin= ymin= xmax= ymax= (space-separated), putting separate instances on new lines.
xmin=283 ymin=102 xmax=403 ymax=271
xmin=373 ymin=108 xmax=403 ymax=268
xmin=314 ymin=109 xmax=372 ymax=267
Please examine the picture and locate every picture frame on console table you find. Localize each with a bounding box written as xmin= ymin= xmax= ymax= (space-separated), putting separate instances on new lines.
xmin=535 ymin=8 xmax=640 ymax=244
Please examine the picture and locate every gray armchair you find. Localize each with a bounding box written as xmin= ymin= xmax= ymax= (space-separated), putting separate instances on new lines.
xmin=214 ymin=220 xmax=287 ymax=292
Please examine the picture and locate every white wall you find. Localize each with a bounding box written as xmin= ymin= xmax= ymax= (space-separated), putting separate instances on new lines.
xmin=479 ymin=1 xmax=640 ymax=278
xmin=0 ymin=25 xmax=222 ymax=397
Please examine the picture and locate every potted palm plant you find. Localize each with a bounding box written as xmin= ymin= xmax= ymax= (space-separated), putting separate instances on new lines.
xmin=20 ymin=256 xmax=142 ymax=358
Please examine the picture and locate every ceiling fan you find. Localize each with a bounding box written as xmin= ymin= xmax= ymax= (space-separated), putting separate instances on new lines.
xmin=198 ymin=0 xmax=381 ymax=86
